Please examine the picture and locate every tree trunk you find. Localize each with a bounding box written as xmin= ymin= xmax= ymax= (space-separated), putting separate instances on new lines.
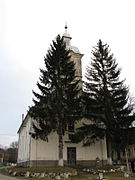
xmin=106 ymin=138 xmax=112 ymax=165
xmin=125 ymin=148 xmax=130 ymax=175
xmin=58 ymin=133 xmax=64 ymax=166
xmin=117 ymin=150 xmax=121 ymax=164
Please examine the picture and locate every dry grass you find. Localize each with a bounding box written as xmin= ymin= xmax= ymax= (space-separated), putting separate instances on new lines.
xmin=0 ymin=166 xmax=135 ymax=180
xmin=10 ymin=166 xmax=76 ymax=173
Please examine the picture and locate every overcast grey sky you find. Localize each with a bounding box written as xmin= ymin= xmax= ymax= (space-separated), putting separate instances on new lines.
xmin=1 ymin=0 xmax=135 ymax=147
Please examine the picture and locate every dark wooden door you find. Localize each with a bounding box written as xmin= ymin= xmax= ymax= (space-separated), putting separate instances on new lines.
xmin=67 ymin=147 xmax=76 ymax=165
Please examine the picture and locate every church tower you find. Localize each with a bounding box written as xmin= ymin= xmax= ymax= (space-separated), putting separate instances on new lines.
xmin=62 ymin=24 xmax=83 ymax=86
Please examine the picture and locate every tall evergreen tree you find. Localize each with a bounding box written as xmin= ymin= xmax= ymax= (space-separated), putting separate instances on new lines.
xmin=70 ymin=40 xmax=135 ymax=165
xmin=29 ymin=35 xmax=82 ymax=166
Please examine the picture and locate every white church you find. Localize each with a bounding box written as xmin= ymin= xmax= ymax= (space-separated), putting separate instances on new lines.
xmin=17 ymin=27 xmax=107 ymax=167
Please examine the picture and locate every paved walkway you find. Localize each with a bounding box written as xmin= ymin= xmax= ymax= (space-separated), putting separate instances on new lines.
xmin=0 ymin=173 xmax=24 ymax=180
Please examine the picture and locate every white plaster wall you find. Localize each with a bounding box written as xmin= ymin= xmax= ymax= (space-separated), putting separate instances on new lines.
xmin=82 ymin=139 xmax=107 ymax=160
xmin=30 ymin=132 xmax=59 ymax=161
xmin=18 ymin=116 xmax=107 ymax=163
xmin=18 ymin=117 xmax=32 ymax=163
xmin=29 ymin=129 xmax=107 ymax=162
xmin=63 ymin=133 xmax=107 ymax=161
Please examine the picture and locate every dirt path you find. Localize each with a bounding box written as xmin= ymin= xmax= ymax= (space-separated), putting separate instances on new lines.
xmin=0 ymin=173 xmax=24 ymax=180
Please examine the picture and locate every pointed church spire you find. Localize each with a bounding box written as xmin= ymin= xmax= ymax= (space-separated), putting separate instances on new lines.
xmin=63 ymin=23 xmax=80 ymax=54
xmin=63 ymin=22 xmax=72 ymax=46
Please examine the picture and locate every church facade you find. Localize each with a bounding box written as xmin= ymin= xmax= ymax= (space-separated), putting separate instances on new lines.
xmin=17 ymin=28 xmax=107 ymax=167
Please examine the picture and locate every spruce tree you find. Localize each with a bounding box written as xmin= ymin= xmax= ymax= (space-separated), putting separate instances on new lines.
xmin=30 ymin=35 xmax=82 ymax=166
xmin=70 ymin=40 xmax=135 ymax=165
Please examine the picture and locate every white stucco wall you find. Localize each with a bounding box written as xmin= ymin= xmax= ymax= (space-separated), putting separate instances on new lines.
xmin=18 ymin=116 xmax=107 ymax=163
xmin=63 ymin=132 xmax=107 ymax=161
xmin=30 ymin=132 xmax=59 ymax=161
xmin=29 ymin=128 xmax=107 ymax=162
xmin=18 ymin=116 xmax=32 ymax=163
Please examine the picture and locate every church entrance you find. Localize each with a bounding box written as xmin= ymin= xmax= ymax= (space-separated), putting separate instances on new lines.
xmin=67 ymin=147 xmax=76 ymax=165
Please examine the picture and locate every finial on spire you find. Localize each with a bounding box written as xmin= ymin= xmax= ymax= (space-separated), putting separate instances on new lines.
xmin=65 ymin=22 xmax=67 ymax=33
xmin=63 ymin=22 xmax=72 ymax=45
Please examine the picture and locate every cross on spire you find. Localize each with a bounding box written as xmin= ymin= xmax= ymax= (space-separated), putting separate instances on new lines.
xmin=65 ymin=22 xmax=68 ymax=33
